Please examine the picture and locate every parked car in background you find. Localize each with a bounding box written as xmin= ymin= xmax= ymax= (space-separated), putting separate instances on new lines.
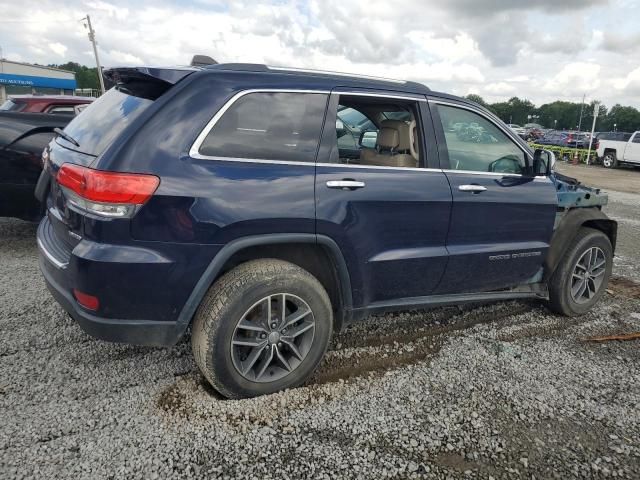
xmin=0 ymin=108 xmax=83 ymax=220
xmin=596 ymin=131 xmax=640 ymax=168
xmin=507 ymin=123 xmax=527 ymax=139
xmin=37 ymin=62 xmax=616 ymax=399
xmin=0 ymin=95 xmax=94 ymax=115
xmin=536 ymin=130 xmax=596 ymax=150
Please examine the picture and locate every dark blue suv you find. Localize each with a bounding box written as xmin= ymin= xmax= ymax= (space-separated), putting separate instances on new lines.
xmin=37 ymin=63 xmax=617 ymax=398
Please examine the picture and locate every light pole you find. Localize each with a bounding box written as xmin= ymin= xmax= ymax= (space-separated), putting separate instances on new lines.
xmin=81 ymin=15 xmax=106 ymax=95
xmin=614 ymin=123 xmax=617 ymax=132
xmin=554 ymin=119 xmax=557 ymax=129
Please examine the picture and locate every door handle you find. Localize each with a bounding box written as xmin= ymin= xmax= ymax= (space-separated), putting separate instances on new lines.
xmin=326 ymin=180 xmax=366 ymax=190
xmin=458 ymin=184 xmax=487 ymax=193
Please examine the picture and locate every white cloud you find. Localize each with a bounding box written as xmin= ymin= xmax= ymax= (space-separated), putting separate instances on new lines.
xmin=49 ymin=42 xmax=67 ymax=57
xmin=544 ymin=62 xmax=602 ymax=96
xmin=0 ymin=0 xmax=637 ymax=108
xmin=612 ymin=67 xmax=640 ymax=95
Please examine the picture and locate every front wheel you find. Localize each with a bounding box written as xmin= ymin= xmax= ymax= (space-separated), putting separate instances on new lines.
xmin=192 ymin=259 xmax=333 ymax=399
xmin=602 ymin=152 xmax=617 ymax=168
xmin=547 ymin=228 xmax=613 ymax=316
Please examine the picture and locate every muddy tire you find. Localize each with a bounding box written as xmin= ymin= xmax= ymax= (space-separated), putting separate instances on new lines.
xmin=602 ymin=152 xmax=617 ymax=168
xmin=192 ymin=259 xmax=333 ymax=399
xmin=547 ymin=228 xmax=613 ymax=316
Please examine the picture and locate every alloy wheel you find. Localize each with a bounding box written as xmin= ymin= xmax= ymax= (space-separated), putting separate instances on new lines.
xmin=230 ymin=293 xmax=316 ymax=383
xmin=570 ymin=247 xmax=607 ymax=304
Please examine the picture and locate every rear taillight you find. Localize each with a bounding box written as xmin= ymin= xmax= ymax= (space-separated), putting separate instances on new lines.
xmin=57 ymin=163 xmax=159 ymax=218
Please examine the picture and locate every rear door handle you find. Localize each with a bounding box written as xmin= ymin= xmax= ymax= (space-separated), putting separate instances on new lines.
xmin=458 ymin=184 xmax=487 ymax=193
xmin=326 ymin=180 xmax=366 ymax=190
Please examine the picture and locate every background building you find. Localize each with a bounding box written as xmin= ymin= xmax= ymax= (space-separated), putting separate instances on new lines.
xmin=0 ymin=59 xmax=76 ymax=102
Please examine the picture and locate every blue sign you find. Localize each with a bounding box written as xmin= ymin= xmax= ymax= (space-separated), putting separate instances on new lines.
xmin=0 ymin=72 xmax=76 ymax=90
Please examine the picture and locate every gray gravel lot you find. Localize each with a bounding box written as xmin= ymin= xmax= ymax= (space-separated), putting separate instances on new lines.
xmin=1 ymin=184 xmax=640 ymax=479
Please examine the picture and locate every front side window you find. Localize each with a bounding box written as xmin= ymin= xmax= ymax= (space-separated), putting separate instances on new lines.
xmin=437 ymin=105 xmax=526 ymax=174
xmin=199 ymin=92 xmax=327 ymax=162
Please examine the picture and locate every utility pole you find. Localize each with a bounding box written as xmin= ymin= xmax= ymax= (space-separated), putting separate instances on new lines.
xmin=577 ymin=93 xmax=585 ymax=132
xmin=82 ymin=15 xmax=106 ymax=94
xmin=585 ymin=102 xmax=599 ymax=165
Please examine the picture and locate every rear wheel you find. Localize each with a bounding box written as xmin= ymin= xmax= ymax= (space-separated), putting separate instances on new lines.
xmin=547 ymin=228 xmax=613 ymax=316
xmin=602 ymin=152 xmax=617 ymax=168
xmin=192 ymin=259 xmax=333 ymax=399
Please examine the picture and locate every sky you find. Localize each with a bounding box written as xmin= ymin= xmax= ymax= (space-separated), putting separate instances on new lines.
xmin=0 ymin=0 xmax=639 ymax=108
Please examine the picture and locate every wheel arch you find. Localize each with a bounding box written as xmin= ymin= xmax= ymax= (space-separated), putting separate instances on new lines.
xmin=544 ymin=208 xmax=617 ymax=280
xmin=175 ymin=234 xmax=353 ymax=338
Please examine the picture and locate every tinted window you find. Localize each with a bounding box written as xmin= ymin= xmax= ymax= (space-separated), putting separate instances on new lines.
xmin=60 ymin=88 xmax=153 ymax=155
xmin=634 ymin=134 xmax=640 ymax=144
xmin=438 ymin=105 xmax=525 ymax=174
xmin=48 ymin=105 xmax=75 ymax=115
xmin=199 ymin=92 xmax=327 ymax=162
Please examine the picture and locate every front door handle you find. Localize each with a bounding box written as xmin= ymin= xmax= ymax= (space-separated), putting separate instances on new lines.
xmin=326 ymin=180 xmax=366 ymax=190
xmin=458 ymin=184 xmax=487 ymax=193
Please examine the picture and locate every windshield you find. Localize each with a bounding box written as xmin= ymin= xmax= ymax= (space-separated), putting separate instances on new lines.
xmin=0 ymin=99 xmax=24 ymax=112
xmin=59 ymin=88 xmax=153 ymax=156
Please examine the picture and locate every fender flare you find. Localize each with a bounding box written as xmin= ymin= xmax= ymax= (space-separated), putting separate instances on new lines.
xmin=174 ymin=233 xmax=353 ymax=336
xmin=544 ymin=208 xmax=617 ymax=280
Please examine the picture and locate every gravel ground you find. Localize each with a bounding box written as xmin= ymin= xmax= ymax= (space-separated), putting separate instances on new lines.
xmin=1 ymin=181 xmax=640 ymax=479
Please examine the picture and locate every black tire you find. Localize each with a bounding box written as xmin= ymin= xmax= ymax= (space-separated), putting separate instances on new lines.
xmin=547 ymin=227 xmax=613 ymax=316
xmin=602 ymin=152 xmax=617 ymax=169
xmin=192 ymin=259 xmax=333 ymax=399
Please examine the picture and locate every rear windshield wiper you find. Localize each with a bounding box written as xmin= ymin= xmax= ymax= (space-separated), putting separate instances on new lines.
xmin=54 ymin=127 xmax=80 ymax=148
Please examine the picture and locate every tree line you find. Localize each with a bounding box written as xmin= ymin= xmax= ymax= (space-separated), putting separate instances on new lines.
xmin=466 ymin=94 xmax=640 ymax=134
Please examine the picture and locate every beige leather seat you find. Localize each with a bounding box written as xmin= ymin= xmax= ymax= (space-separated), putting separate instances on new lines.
xmin=359 ymin=120 xmax=418 ymax=168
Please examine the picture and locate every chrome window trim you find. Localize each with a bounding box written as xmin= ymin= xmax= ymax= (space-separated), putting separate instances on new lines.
xmin=429 ymin=100 xmax=533 ymax=160
xmin=317 ymin=163 xmax=441 ymax=173
xmin=442 ymin=169 xmax=549 ymax=181
xmin=335 ymin=91 xmax=427 ymax=102
xmin=189 ymin=89 xmax=331 ymax=160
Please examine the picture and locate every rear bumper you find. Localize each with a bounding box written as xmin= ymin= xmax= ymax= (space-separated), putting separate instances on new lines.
xmin=37 ymin=216 xmax=189 ymax=346
xmin=39 ymin=255 xmax=184 ymax=346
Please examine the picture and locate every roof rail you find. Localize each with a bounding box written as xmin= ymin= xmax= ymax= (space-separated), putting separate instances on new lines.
xmin=267 ymin=65 xmax=407 ymax=84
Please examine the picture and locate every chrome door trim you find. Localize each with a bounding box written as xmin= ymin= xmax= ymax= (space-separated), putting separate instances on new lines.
xmin=326 ymin=180 xmax=366 ymax=189
xmin=458 ymin=184 xmax=487 ymax=192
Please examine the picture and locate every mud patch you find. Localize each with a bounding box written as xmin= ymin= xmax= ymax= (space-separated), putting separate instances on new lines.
xmin=609 ymin=276 xmax=640 ymax=300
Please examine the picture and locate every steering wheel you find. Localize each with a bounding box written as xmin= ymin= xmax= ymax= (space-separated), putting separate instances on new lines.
xmin=487 ymin=156 xmax=522 ymax=174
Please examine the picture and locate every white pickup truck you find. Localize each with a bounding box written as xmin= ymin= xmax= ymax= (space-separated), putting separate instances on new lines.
xmin=597 ymin=131 xmax=640 ymax=168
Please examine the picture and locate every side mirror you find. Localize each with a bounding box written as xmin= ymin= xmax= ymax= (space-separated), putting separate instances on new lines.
xmin=336 ymin=119 xmax=347 ymax=138
xmin=359 ymin=130 xmax=378 ymax=148
xmin=532 ymin=148 xmax=555 ymax=176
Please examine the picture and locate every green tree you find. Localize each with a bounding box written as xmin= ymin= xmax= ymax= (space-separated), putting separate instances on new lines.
xmin=488 ymin=97 xmax=535 ymax=125
xmin=48 ymin=62 xmax=101 ymax=90
xmin=465 ymin=94 xmax=488 ymax=108
xmin=601 ymin=104 xmax=640 ymax=133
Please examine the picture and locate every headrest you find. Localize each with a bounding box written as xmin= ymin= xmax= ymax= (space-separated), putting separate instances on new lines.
xmin=377 ymin=127 xmax=399 ymax=149
xmin=379 ymin=119 xmax=412 ymax=151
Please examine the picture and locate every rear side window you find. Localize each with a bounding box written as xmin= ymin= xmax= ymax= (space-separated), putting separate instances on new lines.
xmin=60 ymin=88 xmax=153 ymax=155
xmin=198 ymin=92 xmax=327 ymax=162
xmin=47 ymin=105 xmax=75 ymax=115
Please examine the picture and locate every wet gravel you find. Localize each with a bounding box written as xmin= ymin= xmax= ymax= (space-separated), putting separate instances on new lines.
xmin=1 ymin=186 xmax=640 ymax=479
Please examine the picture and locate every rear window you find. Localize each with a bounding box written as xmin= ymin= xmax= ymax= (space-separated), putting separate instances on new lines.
xmin=0 ymin=99 xmax=25 ymax=112
xmin=59 ymin=88 xmax=152 ymax=155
